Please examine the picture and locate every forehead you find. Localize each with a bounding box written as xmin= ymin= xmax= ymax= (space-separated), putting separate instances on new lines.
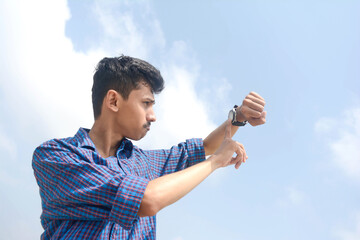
xmin=129 ymin=82 xmax=154 ymax=99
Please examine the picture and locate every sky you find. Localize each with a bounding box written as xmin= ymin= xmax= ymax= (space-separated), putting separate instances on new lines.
xmin=0 ymin=0 xmax=359 ymax=239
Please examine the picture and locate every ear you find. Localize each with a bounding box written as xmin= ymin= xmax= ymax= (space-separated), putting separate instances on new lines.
xmin=104 ymin=90 xmax=122 ymax=113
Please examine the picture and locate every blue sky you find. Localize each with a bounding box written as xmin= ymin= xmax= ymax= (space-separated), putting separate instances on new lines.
xmin=0 ymin=0 xmax=359 ymax=239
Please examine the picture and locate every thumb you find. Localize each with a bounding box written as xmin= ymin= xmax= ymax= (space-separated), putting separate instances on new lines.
xmin=224 ymin=119 xmax=232 ymax=139
xmin=261 ymin=111 xmax=267 ymax=119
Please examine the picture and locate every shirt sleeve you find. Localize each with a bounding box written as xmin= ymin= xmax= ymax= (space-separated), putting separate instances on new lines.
xmin=143 ymin=138 xmax=206 ymax=177
xmin=32 ymin=140 xmax=149 ymax=230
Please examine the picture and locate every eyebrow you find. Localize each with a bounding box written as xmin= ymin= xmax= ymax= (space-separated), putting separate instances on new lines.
xmin=144 ymin=97 xmax=155 ymax=104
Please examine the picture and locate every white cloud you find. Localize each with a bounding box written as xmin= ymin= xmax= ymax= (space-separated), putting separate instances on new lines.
xmin=331 ymin=132 xmax=360 ymax=178
xmin=90 ymin=2 xmax=218 ymax=149
xmin=1 ymin=0 xmax=217 ymax=142
xmin=0 ymin=169 xmax=21 ymax=187
xmin=314 ymin=117 xmax=337 ymax=135
xmin=0 ymin=130 xmax=17 ymax=161
xmin=92 ymin=0 xmax=165 ymax=59
xmin=137 ymin=63 xmax=216 ymax=149
xmin=0 ymin=0 xmax=223 ymax=238
xmin=0 ymin=0 xmax=106 ymax=139
xmin=315 ymin=108 xmax=360 ymax=181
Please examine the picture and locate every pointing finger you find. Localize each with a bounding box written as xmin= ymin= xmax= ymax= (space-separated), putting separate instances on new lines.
xmin=235 ymin=143 xmax=246 ymax=165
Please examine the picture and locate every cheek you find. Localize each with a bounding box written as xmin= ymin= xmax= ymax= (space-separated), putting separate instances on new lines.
xmin=120 ymin=104 xmax=146 ymax=128
xmin=135 ymin=107 xmax=147 ymax=121
xmin=131 ymin=110 xmax=146 ymax=127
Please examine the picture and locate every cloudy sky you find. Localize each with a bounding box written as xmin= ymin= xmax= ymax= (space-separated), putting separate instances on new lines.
xmin=1 ymin=0 xmax=359 ymax=239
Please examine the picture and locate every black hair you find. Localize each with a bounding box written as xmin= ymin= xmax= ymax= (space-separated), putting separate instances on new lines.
xmin=92 ymin=55 xmax=164 ymax=119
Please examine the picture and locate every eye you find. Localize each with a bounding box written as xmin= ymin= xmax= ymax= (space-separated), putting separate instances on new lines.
xmin=143 ymin=99 xmax=155 ymax=107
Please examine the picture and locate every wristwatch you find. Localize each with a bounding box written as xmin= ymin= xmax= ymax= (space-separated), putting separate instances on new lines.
xmin=228 ymin=105 xmax=247 ymax=126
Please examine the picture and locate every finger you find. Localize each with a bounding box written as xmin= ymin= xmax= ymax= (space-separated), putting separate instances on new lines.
xmin=239 ymin=143 xmax=247 ymax=163
xmin=230 ymin=156 xmax=237 ymax=164
xmin=241 ymin=105 xmax=262 ymax=119
xmin=245 ymin=94 xmax=266 ymax=107
xmin=234 ymin=145 xmax=243 ymax=167
xmin=224 ymin=119 xmax=232 ymax=139
xmin=262 ymin=111 xmax=267 ymax=119
xmin=248 ymin=118 xmax=266 ymax=126
xmin=236 ymin=142 xmax=247 ymax=163
xmin=229 ymin=156 xmax=239 ymax=168
xmin=235 ymin=160 xmax=242 ymax=169
xmin=250 ymin=111 xmax=267 ymax=125
xmin=243 ymin=98 xmax=265 ymax=112
xmin=249 ymin=91 xmax=265 ymax=101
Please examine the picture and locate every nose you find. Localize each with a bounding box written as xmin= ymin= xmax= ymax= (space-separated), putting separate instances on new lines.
xmin=146 ymin=108 xmax=156 ymax=122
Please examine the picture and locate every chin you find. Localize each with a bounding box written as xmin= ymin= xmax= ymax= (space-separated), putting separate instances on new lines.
xmin=127 ymin=132 xmax=147 ymax=141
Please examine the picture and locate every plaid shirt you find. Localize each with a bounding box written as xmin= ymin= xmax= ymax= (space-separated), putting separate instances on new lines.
xmin=32 ymin=128 xmax=205 ymax=239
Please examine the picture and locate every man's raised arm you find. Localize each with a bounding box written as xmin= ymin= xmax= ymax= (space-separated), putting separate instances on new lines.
xmin=138 ymin=119 xmax=247 ymax=217
xmin=203 ymin=91 xmax=267 ymax=156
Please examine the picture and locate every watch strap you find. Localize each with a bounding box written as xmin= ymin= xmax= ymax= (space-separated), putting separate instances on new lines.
xmin=231 ymin=105 xmax=247 ymax=126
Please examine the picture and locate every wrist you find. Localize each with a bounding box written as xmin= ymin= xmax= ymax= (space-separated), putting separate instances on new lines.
xmin=236 ymin=106 xmax=246 ymax=122
xmin=206 ymin=154 xmax=222 ymax=171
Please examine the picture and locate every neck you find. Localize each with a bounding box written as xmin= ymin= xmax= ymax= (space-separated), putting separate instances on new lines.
xmin=89 ymin=119 xmax=123 ymax=158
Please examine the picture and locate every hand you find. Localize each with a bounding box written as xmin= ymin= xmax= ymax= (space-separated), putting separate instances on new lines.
xmin=212 ymin=120 xmax=248 ymax=169
xmin=237 ymin=92 xmax=266 ymax=126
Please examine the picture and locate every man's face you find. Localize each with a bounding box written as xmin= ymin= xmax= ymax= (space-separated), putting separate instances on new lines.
xmin=116 ymin=82 xmax=156 ymax=140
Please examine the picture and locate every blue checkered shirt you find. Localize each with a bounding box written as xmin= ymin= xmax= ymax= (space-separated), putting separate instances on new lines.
xmin=32 ymin=128 xmax=205 ymax=239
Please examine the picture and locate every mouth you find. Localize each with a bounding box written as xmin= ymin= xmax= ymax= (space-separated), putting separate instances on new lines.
xmin=144 ymin=123 xmax=151 ymax=131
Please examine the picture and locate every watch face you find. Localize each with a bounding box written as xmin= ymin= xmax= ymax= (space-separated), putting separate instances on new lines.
xmin=228 ymin=110 xmax=234 ymax=121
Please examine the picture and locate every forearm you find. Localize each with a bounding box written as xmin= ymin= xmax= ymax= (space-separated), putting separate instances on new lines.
xmin=204 ymin=92 xmax=266 ymax=156
xmin=203 ymin=120 xmax=239 ymax=156
xmin=138 ymin=156 xmax=218 ymax=217
xmin=138 ymin=120 xmax=249 ymax=217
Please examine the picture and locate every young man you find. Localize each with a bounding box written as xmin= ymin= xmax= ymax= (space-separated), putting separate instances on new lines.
xmin=32 ymin=56 xmax=266 ymax=239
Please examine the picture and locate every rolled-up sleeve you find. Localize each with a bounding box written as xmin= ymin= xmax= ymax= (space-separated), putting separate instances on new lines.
xmin=32 ymin=140 xmax=149 ymax=230
xmin=144 ymin=138 xmax=206 ymax=177
xmin=109 ymin=175 xmax=149 ymax=229
xmin=184 ymin=138 xmax=206 ymax=166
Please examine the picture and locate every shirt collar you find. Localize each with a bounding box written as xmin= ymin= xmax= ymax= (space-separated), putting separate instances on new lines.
xmin=74 ymin=128 xmax=96 ymax=150
xmin=74 ymin=127 xmax=134 ymax=158
xmin=117 ymin=138 xmax=133 ymax=158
